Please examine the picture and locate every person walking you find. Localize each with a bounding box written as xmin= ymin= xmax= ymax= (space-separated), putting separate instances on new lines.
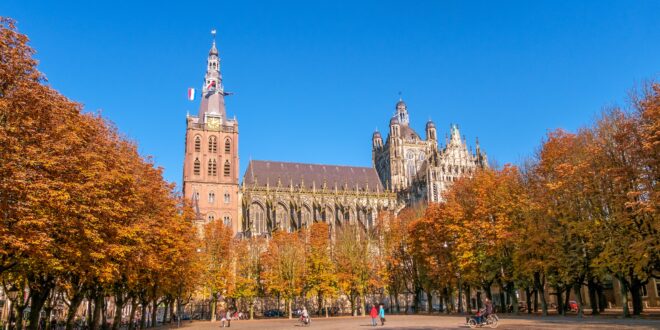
xmin=378 ymin=304 xmax=385 ymax=326
xmin=369 ymin=305 xmax=378 ymax=327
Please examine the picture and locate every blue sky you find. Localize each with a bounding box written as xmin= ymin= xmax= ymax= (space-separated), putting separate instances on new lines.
xmin=3 ymin=1 xmax=659 ymax=188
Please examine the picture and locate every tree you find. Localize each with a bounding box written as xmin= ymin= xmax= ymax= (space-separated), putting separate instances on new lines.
xmin=261 ymin=231 xmax=305 ymax=319
xmin=304 ymin=222 xmax=337 ymax=317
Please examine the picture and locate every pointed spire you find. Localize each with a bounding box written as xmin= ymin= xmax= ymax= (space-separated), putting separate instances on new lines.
xmin=198 ymin=29 xmax=226 ymax=120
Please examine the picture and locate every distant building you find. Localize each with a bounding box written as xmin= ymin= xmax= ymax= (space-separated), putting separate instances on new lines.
xmin=182 ymin=37 xmax=240 ymax=233
xmin=240 ymin=160 xmax=397 ymax=237
xmin=372 ymin=99 xmax=487 ymax=205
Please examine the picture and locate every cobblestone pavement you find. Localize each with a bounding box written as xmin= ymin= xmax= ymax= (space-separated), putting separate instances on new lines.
xmin=168 ymin=314 xmax=660 ymax=329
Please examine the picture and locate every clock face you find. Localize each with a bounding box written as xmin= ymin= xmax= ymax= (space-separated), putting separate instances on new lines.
xmin=207 ymin=117 xmax=220 ymax=130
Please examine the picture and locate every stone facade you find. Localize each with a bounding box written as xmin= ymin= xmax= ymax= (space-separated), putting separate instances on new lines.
xmin=240 ymin=160 xmax=397 ymax=237
xmin=372 ymin=99 xmax=488 ymax=205
xmin=182 ymin=38 xmax=240 ymax=233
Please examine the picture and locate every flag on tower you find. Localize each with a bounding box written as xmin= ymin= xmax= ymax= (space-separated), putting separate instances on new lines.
xmin=187 ymin=88 xmax=195 ymax=101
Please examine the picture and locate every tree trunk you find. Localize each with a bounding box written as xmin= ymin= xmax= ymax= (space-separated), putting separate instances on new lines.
xmin=555 ymin=286 xmax=564 ymax=316
xmin=525 ymin=287 xmax=532 ymax=314
xmin=360 ymin=290 xmax=366 ymax=316
xmin=65 ymin=289 xmax=85 ymax=330
xmin=533 ymin=289 xmax=538 ymax=313
xmin=573 ymin=281 xmax=584 ymax=318
xmin=507 ymin=282 xmax=519 ymax=314
xmin=597 ymin=285 xmax=607 ymax=312
xmin=27 ymin=279 xmax=53 ymax=330
xmin=534 ymin=273 xmax=547 ymax=316
xmin=210 ymin=298 xmax=216 ymax=322
xmin=91 ymin=292 xmax=103 ymax=330
xmin=162 ymin=300 xmax=169 ymax=325
xmin=630 ymin=277 xmax=643 ymax=316
xmin=128 ymin=299 xmax=138 ymax=330
xmin=112 ymin=293 xmax=125 ymax=330
xmin=394 ymin=293 xmax=400 ymax=313
xmin=288 ymin=299 xmax=292 ymax=319
xmin=151 ymin=299 xmax=159 ymax=327
xmin=588 ymin=279 xmax=598 ymax=315
xmin=618 ymin=277 xmax=630 ymax=317
xmin=563 ymin=287 xmax=570 ymax=315
xmin=498 ymin=282 xmax=506 ymax=314
xmin=426 ymin=290 xmax=433 ymax=314
xmin=464 ymin=285 xmax=471 ymax=314
xmin=140 ymin=301 xmax=148 ymax=329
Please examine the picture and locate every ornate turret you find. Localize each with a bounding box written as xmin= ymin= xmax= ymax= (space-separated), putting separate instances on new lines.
xmin=372 ymin=130 xmax=383 ymax=150
xmin=199 ymin=30 xmax=227 ymax=121
xmin=426 ymin=119 xmax=437 ymax=141
xmin=395 ymin=97 xmax=409 ymax=125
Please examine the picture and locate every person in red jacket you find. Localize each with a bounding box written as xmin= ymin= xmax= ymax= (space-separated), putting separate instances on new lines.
xmin=370 ymin=306 xmax=378 ymax=326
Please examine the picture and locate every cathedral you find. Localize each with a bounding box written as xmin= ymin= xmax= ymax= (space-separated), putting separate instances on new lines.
xmin=183 ymin=35 xmax=486 ymax=235
xmin=372 ymin=100 xmax=488 ymax=205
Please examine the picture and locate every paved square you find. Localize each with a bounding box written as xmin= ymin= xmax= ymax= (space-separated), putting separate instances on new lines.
xmin=169 ymin=314 xmax=660 ymax=329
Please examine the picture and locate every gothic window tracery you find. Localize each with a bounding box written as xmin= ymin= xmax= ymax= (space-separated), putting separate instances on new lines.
xmin=224 ymin=160 xmax=230 ymax=177
xmin=194 ymin=136 xmax=201 ymax=152
xmin=225 ymin=138 xmax=231 ymax=154
xmin=209 ymin=136 xmax=217 ymax=153
xmin=194 ymin=158 xmax=200 ymax=175
xmin=208 ymin=159 xmax=217 ymax=176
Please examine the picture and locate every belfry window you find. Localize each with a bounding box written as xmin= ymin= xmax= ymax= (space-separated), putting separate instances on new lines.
xmin=193 ymin=158 xmax=200 ymax=175
xmin=209 ymin=136 xmax=217 ymax=153
xmin=208 ymin=192 xmax=215 ymax=204
xmin=208 ymin=159 xmax=217 ymax=176
xmin=194 ymin=136 xmax=201 ymax=152
xmin=224 ymin=160 xmax=230 ymax=177
xmin=224 ymin=139 xmax=231 ymax=154
xmin=224 ymin=192 xmax=230 ymax=204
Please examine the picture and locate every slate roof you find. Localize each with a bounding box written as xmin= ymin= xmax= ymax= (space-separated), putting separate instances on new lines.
xmin=243 ymin=160 xmax=385 ymax=193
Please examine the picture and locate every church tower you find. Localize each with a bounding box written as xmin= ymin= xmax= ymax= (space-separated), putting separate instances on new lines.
xmin=182 ymin=31 xmax=240 ymax=233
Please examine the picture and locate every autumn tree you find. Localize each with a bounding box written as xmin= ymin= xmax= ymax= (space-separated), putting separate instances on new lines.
xmin=304 ymin=222 xmax=337 ymax=317
xmin=261 ymin=231 xmax=306 ymax=319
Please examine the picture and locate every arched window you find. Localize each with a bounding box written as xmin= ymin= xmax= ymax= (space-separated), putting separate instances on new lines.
xmin=224 ymin=139 xmax=231 ymax=154
xmin=208 ymin=136 xmax=217 ymax=153
xmin=224 ymin=192 xmax=230 ymax=204
xmin=224 ymin=160 xmax=230 ymax=177
xmin=208 ymin=191 xmax=215 ymax=204
xmin=302 ymin=207 xmax=311 ymax=228
xmin=208 ymin=213 xmax=215 ymax=222
xmin=251 ymin=203 xmax=265 ymax=234
xmin=208 ymin=159 xmax=217 ymax=176
xmin=276 ymin=204 xmax=288 ymax=232
xmin=194 ymin=136 xmax=201 ymax=152
xmin=193 ymin=158 xmax=200 ymax=175
xmin=223 ymin=216 xmax=231 ymax=227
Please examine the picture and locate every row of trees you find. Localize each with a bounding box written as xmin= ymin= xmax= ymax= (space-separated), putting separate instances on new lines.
xmin=1 ymin=18 xmax=201 ymax=329
xmin=199 ymin=220 xmax=386 ymax=320
xmin=406 ymin=83 xmax=659 ymax=317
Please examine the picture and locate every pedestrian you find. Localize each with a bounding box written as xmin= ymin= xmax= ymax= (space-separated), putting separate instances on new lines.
xmin=225 ymin=308 xmax=232 ymax=327
xmin=220 ymin=309 xmax=227 ymax=327
xmin=370 ymin=305 xmax=378 ymax=327
xmin=379 ymin=304 xmax=385 ymax=326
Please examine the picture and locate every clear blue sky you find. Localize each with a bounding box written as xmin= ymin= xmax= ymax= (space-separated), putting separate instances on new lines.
xmin=3 ymin=1 xmax=659 ymax=188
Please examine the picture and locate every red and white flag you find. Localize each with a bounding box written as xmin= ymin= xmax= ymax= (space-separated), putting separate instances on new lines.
xmin=187 ymin=88 xmax=195 ymax=101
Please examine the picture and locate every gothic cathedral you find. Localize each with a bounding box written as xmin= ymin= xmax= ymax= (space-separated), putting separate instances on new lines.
xmin=372 ymin=99 xmax=488 ymax=205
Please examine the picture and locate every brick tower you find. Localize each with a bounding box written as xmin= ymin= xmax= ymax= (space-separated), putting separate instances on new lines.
xmin=182 ymin=32 xmax=239 ymax=233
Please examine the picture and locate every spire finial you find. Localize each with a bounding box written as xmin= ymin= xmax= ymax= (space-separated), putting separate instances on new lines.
xmin=398 ymin=91 xmax=402 ymax=101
